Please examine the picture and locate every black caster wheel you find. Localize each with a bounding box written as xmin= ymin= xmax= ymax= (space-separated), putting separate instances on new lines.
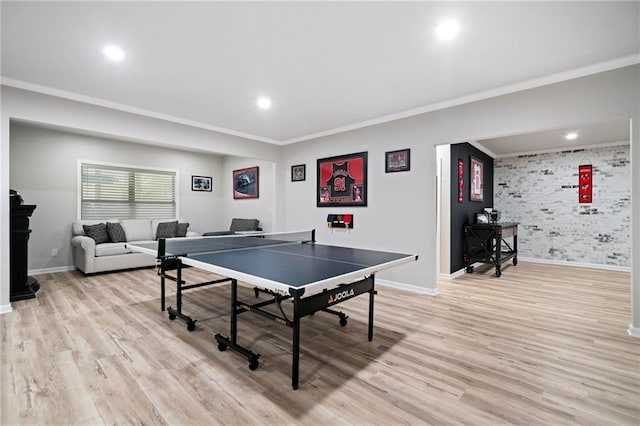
xmin=249 ymin=358 xmax=259 ymax=371
xmin=466 ymin=266 xmax=474 ymax=273
xmin=168 ymin=313 xmax=176 ymax=321
xmin=187 ymin=322 xmax=196 ymax=332
xmin=339 ymin=317 xmax=348 ymax=327
xmin=513 ymin=258 xmax=518 ymax=266
xmin=496 ymin=270 xmax=502 ymax=277
xmin=254 ymin=288 xmax=260 ymax=298
xmin=217 ymin=342 xmax=227 ymax=352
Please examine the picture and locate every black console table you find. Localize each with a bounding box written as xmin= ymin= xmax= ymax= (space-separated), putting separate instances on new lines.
xmin=464 ymin=222 xmax=518 ymax=277
xmin=10 ymin=203 xmax=39 ymax=301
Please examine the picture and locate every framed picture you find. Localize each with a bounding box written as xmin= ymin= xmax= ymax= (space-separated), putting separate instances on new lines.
xmin=457 ymin=158 xmax=464 ymax=203
xmin=291 ymin=164 xmax=306 ymax=182
xmin=385 ymin=149 xmax=411 ymax=173
xmin=469 ymin=156 xmax=484 ymax=202
xmin=317 ymin=151 xmax=367 ymax=207
xmin=233 ymin=166 xmax=259 ymax=199
xmin=192 ymin=175 xmax=212 ymax=192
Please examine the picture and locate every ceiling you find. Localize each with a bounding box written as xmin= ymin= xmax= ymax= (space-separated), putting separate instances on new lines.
xmin=475 ymin=118 xmax=631 ymax=157
xmin=1 ymin=1 xmax=639 ymax=146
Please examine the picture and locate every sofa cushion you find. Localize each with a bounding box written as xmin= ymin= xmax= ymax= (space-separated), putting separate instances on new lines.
xmin=152 ymin=219 xmax=176 ymax=239
xmin=73 ymin=219 xmax=120 ymax=236
xmin=106 ymin=222 xmax=127 ymax=243
xmin=120 ymin=219 xmax=153 ymax=242
xmin=156 ymin=221 xmax=178 ymax=239
xmin=95 ymin=243 xmax=133 ymax=257
xmin=230 ymin=218 xmax=260 ymax=232
xmin=83 ymin=223 xmax=110 ymax=244
xmin=176 ymin=222 xmax=190 ymax=237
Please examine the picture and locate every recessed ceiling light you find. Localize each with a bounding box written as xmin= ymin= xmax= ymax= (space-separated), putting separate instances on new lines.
xmin=565 ymin=132 xmax=578 ymax=140
xmin=257 ymin=97 xmax=272 ymax=110
xmin=435 ymin=19 xmax=460 ymax=40
xmin=103 ymin=45 xmax=125 ymax=61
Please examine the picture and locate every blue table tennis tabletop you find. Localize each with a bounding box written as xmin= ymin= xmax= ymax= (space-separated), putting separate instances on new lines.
xmin=128 ymin=235 xmax=416 ymax=295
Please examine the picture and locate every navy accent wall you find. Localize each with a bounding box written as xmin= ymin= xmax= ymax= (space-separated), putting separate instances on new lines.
xmin=449 ymin=143 xmax=494 ymax=273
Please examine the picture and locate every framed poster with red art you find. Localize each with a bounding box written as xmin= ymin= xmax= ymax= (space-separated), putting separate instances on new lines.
xmin=317 ymin=151 xmax=367 ymax=207
xmin=579 ymin=164 xmax=592 ymax=203
xmin=233 ymin=166 xmax=259 ymax=199
xmin=469 ymin=156 xmax=484 ymax=202
xmin=458 ymin=159 xmax=464 ymax=203
xmin=385 ymin=149 xmax=410 ymax=173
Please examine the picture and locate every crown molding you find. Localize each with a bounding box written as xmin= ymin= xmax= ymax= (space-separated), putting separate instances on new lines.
xmin=0 ymin=77 xmax=279 ymax=145
xmin=283 ymin=54 xmax=640 ymax=144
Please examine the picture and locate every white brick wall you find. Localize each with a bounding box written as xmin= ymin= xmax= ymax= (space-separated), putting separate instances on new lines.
xmin=494 ymin=144 xmax=630 ymax=267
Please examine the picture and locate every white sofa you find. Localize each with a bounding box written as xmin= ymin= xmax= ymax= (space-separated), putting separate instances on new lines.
xmin=71 ymin=219 xmax=196 ymax=274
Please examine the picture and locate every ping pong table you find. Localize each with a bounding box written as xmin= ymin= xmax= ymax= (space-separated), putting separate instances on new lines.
xmin=127 ymin=229 xmax=417 ymax=390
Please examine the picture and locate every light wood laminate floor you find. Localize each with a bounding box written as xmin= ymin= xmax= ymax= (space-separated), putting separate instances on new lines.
xmin=1 ymin=262 xmax=638 ymax=425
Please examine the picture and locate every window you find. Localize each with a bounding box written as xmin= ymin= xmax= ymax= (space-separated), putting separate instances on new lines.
xmin=80 ymin=162 xmax=176 ymax=220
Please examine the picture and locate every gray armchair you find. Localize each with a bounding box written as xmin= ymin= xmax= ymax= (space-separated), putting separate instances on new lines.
xmin=203 ymin=218 xmax=262 ymax=236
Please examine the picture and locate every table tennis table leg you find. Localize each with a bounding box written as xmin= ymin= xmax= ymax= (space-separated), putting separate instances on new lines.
xmin=176 ymin=261 xmax=182 ymax=314
xmin=158 ymin=238 xmax=166 ymax=311
xmin=368 ymin=274 xmax=375 ymax=341
xmin=160 ymin=275 xmax=165 ymax=311
xmin=292 ymin=290 xmax=302 ymax=390
xmin=165 ymin=260 xmax=197 ymax=331
xmin=215 ymin=279 xmax=260 ymax=371
xmin=230 ymin=279 xmax=238 ymax=345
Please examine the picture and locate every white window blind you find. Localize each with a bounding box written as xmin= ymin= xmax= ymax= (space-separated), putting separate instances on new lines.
xmin=80 ymin=163 xmax=176 ymax=220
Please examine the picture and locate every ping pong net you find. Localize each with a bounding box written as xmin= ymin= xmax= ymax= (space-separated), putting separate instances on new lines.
xmin=158 ymin=229 xmax=315 ymax=258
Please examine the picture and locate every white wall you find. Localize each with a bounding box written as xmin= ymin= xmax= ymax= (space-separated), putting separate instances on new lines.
xmin=495 ymin=144 xmax=631 ymax=268
xmin=436 ymin=144 xmax=451 ymax=278
xmin=1 ymin=101 xmax=10 ymax=313
xmin=9 ymin=122 xmax=228 ymax=271
xmin=221 ymin=157 xmax=276 ymax=233
xmin=282 ymin=125 xmax=433 ymax=289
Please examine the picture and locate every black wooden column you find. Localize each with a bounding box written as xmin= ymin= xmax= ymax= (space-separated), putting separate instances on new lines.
xmin=10 ymin=202 xmax=39 ymax=302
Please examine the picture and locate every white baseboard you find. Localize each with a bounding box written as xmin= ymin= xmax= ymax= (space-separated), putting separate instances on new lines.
xmin=377 ymin=279 xmax=438 ymax=296
xmin=519 ymin=257 xmax=631 ymax=272
xmin=445 ymin=259 xmax=630 ymax=279
xmin=628 ymin=326 xmax=640 ymax=338
xmin=28 ymin=265 xmax=76 ymax=276
xmin=439 ymin=268 xmax=467 ymax=281
xmin=0 ymin=304 xmax=13 ymax=315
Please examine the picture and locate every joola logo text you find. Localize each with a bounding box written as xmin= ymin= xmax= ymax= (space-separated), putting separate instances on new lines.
xmin=328 ymin=289 xmax=355 ymax=304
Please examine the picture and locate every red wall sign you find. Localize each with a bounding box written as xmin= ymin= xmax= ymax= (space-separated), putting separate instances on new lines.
xmin=457 ymin=159 xmax=464 ymax=203
xmin=579 ymin=164 xmax=592 ymax=203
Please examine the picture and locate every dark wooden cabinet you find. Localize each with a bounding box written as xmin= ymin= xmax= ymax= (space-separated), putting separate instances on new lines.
xmin=464 ymin=222 xmax=518 ymax=277
xmin=10 ymin=203 xmax=39 ymax=301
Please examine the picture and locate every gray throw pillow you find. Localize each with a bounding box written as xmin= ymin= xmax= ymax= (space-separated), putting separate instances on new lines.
xmin=176 ymin=222 xmax=189 ymax=237
xmin=83 ymin=223 xmax=110 ymax=244
xmin=156 ymin=221 xmax=178 ymax=239
xmin=106 ymin=222 xmax=127 ymax=243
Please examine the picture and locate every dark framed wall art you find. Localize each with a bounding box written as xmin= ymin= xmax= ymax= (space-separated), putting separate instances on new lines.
xmin=233 ymin=166 xmax=259 ymax=199
xmin=192 ymin=175 xmax=212 ymax=192
xmin=469 ymin=156 xmax=484 ymax=202
xmin=291 ymin=164 xmax=306 ymax=182
xmin=317 ymin=151 xmax=368 ymax=207
xmin=457 ymin=158 xmax=464 ymax=203
xmin=385 ymin=149 xmax=410 ymax=173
